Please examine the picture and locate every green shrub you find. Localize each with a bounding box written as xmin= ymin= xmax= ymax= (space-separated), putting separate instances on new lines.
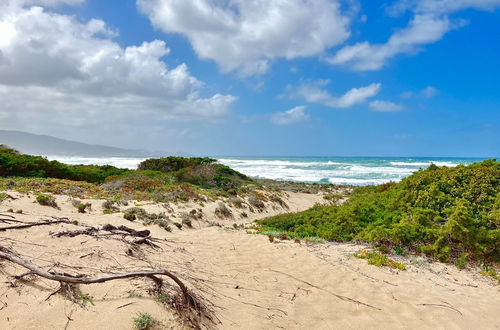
xmin=0 ymin=146 xmax=128 ymax=183
xmin=76 ymin=203 xmax=87 ymax=213
xmin=354 ymin=250 xmax=406 ymax=270
xmin=138 ymin=156 xmax=216 ymax=173
xmin=36 ymin=194 xmax=58 ymax=208
xmin=124 ymin=207 xmax=171 ymax=231
xmin=259 ymin=160 xmax=500 ymax=263
xmin=133 ymin=312 xmax=154 ymax=330
xmin=123 ymin=213 xmax=136 ymax=221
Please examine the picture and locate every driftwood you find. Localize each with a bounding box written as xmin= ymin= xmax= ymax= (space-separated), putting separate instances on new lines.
xmin=53 ymin=224 xmax=150 ymax=239
xmin=101 ymin=224 xmax=150 ymax=238
xmin=0 ymin=245 xmax=194 ymax=306
xmin=0 ymin=219 xmax=69 ymax=231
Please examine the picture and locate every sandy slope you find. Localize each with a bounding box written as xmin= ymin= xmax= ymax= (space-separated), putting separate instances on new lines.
xmin=0 ymin=192 xmax=498 ymax=329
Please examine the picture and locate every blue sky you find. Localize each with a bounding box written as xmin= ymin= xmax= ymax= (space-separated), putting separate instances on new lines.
xmin=0 ymin=0 xmax=498 ymax=157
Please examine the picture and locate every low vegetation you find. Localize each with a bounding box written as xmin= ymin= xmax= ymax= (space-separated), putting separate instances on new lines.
xmin=259 ymin=160 xmax=499 ymax=265
xmin=353 ymin=249 xmax=406 ymax=270
xmin=133 ymin=312 xmax=154 ymax=330
xmin=0 ymin=145 xmax=128 ymax=183
xmin=0 ymin=147 xmax=261 ymax=203
xmin=36 ymin=194 xmax=58 ymax=208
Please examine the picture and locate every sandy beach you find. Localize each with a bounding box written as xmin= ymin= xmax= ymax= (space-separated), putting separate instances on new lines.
xmin=0 ymin=191 xmax=498 ymax=329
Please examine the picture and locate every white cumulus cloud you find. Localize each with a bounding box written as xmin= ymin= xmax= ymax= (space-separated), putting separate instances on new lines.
xmin=290 ymin=81 xmax=381 ymax=108
xmin=271 ymin=106 xmax=309 ymax=125
xmin=0 ymin=1 xmax=237 ymax=138
xmin=327 ymin=14 xmax=455 ymax=71
xmin=137 ymin=0 xmax=351 ymax=76
xmin=328 ymin=0 xmax=500 ymax=71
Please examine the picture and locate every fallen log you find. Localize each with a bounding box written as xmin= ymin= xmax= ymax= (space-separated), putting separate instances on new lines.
xmin=0 ymin=245 xmax=194 ymax=306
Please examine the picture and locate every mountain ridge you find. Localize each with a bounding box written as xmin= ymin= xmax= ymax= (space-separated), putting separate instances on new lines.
xmin=0 ymin=130 xmax=180 ymax=157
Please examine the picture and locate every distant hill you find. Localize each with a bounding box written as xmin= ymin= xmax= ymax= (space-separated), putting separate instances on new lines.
xmin=0 ymin=130 xmax=177 ymax=157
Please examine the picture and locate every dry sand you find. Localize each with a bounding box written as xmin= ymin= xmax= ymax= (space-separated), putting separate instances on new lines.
xmin=0 ymin=192 xmax=498 ymax=329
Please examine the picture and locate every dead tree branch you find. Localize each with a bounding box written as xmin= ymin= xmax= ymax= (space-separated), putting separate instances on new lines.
xmin=0 ymin=245 xmax=194 ymax=306
xmin=0 ymin=219 xmax=69 ymax=231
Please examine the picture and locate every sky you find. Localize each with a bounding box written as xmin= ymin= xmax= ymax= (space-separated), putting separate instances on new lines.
xmin=0 ymin=0 xmax=499 ymax=157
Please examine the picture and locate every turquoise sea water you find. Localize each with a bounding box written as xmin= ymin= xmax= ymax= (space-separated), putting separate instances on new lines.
xmin=45 ymin=155 xmax=488 ymax=186
xmin=218 ymin=157 xmax=485 ymax=185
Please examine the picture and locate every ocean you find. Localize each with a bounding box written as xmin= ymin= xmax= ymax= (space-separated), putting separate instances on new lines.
xmin=44 ymin=155 xmax=487 ymax=186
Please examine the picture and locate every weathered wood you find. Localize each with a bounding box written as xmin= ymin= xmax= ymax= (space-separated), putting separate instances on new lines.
xmin=0 ymin=220 xmax=68 ymax=231
xmin=0 ymin=245 xmax=193 ymax=305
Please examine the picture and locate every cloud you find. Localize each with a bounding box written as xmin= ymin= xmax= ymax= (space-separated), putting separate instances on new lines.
xmin=0 ymin=1 xmax=237 ymax=137
xmin=327 ymin=14 xmax=455 ymax=71
xmin=271 ymin=106 xmax=309 ymax=125
xmin=24 ymin=0 xmax=85 ymax=6
xmin=290 ymin=81 xmax=381 ymax=108
xmin=369 ymin=100 xmax=404 ymax=112
xmin=420 ymin=86 xmax=438 ymax=98
xmin=329 ymin=0 xmax=500 ymax=71
xmin=137 ymin=0 xmax=351 ymax=76
xmin=401 ymin=86 xmax=438 ymax=98
xmin=387 ymin=0 xmax=500 ymax=16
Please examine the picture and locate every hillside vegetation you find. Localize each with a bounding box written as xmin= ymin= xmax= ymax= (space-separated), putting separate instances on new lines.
xmin=0 ymin=145 xmax=129 ymax=183
xmin=0 ymin=146 xmax=253 ymax=199
xmin=259 ymin=160 xmax=499 ymax=263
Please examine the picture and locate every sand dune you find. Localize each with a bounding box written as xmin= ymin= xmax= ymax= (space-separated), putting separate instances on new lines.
xmin=0 ymin=192 xmax=498 ymax=329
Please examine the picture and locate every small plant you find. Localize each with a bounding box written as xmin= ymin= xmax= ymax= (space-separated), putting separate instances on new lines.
xmin=215 ymin=202 xmax=232 ymax=218
xmin=303 ymin=236 xmax=326 ymax=244
xmin=323 ymin=194 xmax=342 ymax=203
xmin=15 ymin=209 xmax=23 ymax=214
xmin=155 ymin=294 xmax=172 ymax=304
xmin=0 ymin=192 xmax=8 ymax=202
xmin=76 ymin=203 xmax=88 ymax=213
xmin=181 ymin=215 xmax=193 ymax=228
xmin=480 ymin=264 xmax=500 ymax=283
xmin=6 ymin=208 xmax=13 ymax=213
xmin=354 ymin=250 xmax=406 ymax=270
xmin=133 ymin=312 xmax=154 ymax=330
xmin=392 ymin=247 xmax=405 ymax=256
xmin=268 ymin=234 xmax=274 ymax=243
xmin=36 ymin=194 xmax=58 ymax=208
xmin=248 ymin=194 xmax=265 ymax=209
xmin=124 ymin=213 xmax=136 ymax=221
xmin=229 ymin=197 xmax=244 ymax=208
xmin=128 ymin=290 xmax=143 ymax=298
xmin=102 ymin=200 xmax=119 ymax=213
xmin=77 ymin=291 xmax=94 ymax=306
xmin=173 ymin=222 xmax=182 ymax=229
xmin=456 ymin=253 xmax=469 ymax=270
xmin=181 ymin=216 xmax=193 ymax=228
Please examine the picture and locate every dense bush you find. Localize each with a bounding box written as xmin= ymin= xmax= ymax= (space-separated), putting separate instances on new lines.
xmin=0 ymin=146 xmax=128 ymax=183
xmin=259 ymin=160 xmax=500 ymax=263
xmin=138 ymin=157 xmax=216 ymax=172
xmin=36 ymin=194 xmax=58 ymax=208
xmin=138 ymin=156 xmax=251 ymax=190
